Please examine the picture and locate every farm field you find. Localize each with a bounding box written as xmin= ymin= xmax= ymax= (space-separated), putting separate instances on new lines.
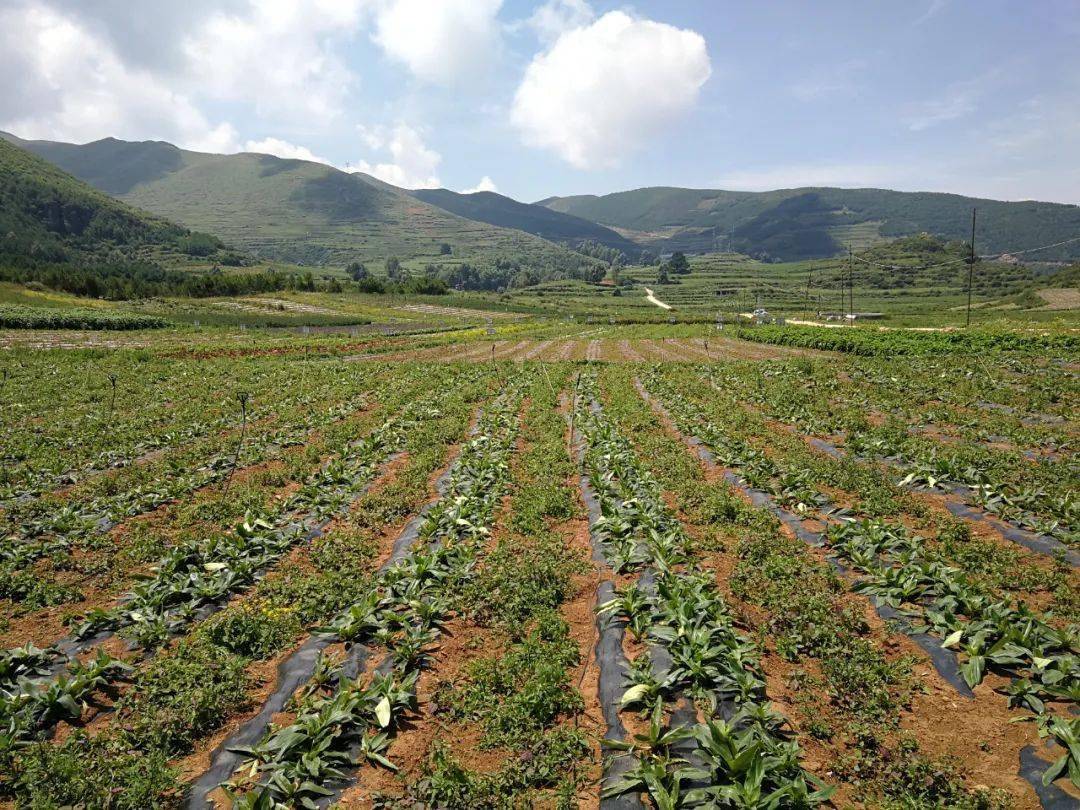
xmin=0 ymin=316 xmax=1076 ymax=810
xmin=4 ymin=3 xmax=1080 ymax=806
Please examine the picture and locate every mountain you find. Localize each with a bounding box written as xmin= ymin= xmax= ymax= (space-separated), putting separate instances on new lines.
xmin=0 ymin=136 xmax=233 ymax=267
xmin=411 ymin=188 xmax=640 ymax=256
xmin=2 ymin=133 xmax=589 ymax=271
xmin=539 ymin=186 xmax=1080 ymax=262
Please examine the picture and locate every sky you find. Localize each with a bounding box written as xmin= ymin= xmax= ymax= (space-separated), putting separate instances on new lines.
xmin=2 ymin=0 xmax=1078 ymax=204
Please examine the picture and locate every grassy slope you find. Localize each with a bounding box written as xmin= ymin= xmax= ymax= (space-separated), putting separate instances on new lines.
xmin=411 ymin=188 xmax=641 ymax=254
xmin=540 ymin=186 xmax=1080 ymax=262
xmin=4 ymin=134 xmax=589 ymax=269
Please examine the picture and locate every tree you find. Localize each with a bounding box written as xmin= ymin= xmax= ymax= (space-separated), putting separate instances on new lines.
xmin=385 ymin=256 xmax=402 ymax=281
xmin=668 ymin=251 xmax=690 ymax=275
xmin=439 ymin=242 xmax=452 ymax=255
xmin=610 ymin=258 xmax=623 ymax=287
xmin=346 ymin=261 xmax=368 ymax=281
xmin=657 ymin=266 xmax=670 ymax=284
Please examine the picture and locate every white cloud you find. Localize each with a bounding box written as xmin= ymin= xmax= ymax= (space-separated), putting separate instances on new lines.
xmin=372 ymin=0 xmax=503 ymax=84
xmin=183 ymin=0 xmax=367 ymax=122
xmin=0 ymin=3 xmax=238 ymax=151
xmin=348 ymin=123 xmax=442 ymax=188
xmin=1 ymin=0 xmax=373 ymax=149
xmin=510 ymin=11 xmax=711 ymax=169
xmin=243 ymin=137 xmax=332 ymax=164
xmin=902 ymin=71 xmax=999 ymax=132
xmin=525 ymin=0 xmax=593 ymax=43
xmin=462 ymin=176 xmax=498 ymax=193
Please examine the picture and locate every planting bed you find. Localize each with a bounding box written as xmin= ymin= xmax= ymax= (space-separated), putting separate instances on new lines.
xmin=0 ymin=321 xmax=1076 ymax=808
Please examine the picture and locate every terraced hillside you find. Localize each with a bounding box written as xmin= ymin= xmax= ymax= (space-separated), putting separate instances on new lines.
xmin=2 ymin=133 xmax=591 ymax=270
xmin=540 ymin=186 xmax=1080 ymax=261
xmin=412 ymin=188 xmax=641 ymax=254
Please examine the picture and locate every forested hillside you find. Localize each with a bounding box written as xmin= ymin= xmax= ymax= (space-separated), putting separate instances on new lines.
xmin=0 ymin=137 xmax=237 ymax=270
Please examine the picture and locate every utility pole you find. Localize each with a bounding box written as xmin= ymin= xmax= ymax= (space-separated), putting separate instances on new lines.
xmin=847 ymin=245 xmax=854 ymax=326
xmin=805 ymin=267 xmax=813 ymax=321
xmin=966 ymin=207 xmax=977 ymax=327
xmin=837 ymin=268 xmax=844 ymax=320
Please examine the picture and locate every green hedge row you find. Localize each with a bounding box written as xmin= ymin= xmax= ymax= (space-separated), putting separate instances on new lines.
xmin=0 ymin=305 xmax=169 ymax=330
xmin=736 ymin=324 xmax=1078 ymax=356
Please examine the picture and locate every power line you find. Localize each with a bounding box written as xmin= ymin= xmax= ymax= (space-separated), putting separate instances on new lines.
xmin=979 ymin=234 xmax=1080 ymax=259
xmin=852 ymin=233 xmax=1080 ymax=271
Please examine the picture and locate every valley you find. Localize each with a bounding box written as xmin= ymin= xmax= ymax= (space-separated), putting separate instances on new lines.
xmin=0 ymin=94 xmax=1077 ymax=810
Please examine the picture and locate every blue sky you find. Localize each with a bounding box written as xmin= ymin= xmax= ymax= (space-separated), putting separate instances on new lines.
xmin=2 ymin=1 xmax=1078 ymax=203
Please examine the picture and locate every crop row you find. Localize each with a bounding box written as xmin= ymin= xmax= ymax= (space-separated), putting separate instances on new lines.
xmin=222 ymin=381 xmax=526 ymax=807
xmin=74 ymin=392 xmax=442 ymax=648
xmin=639 ymin=369 xmax=1080 ymax=792
xmin=705 ymin=364 xmax=1077 ymax=546
xmin=594 ymin=365 xmax=1037 ymax=807
xmin=734 ymin=325 xmax=1079 ymax=357
xmin=0 ymin=392 xmax=437 ymax=766
xmin=0 ymin=305 xmax=170 ymax=331
xmin=750 ymin=358 xmax=1073 ymax=456
xmin=0 ymin=365 xmax=346 ymax=506
xmin=574 ymin=373 xmax=832 ymax=808
xmin=2 ymin=367 xmax=491 ymax=806
xmin=0 ymin=366 xmax=407 ymax=578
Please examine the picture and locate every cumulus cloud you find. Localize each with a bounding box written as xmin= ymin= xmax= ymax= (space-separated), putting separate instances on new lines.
xmin=1 ymin=0 xmax=373 ymax=149
xmin=242 ymin=137 xmax=332 ymax=164
xmin=184 ymin=0 xmax=367 ymax=122
xmin=38 ymin=0 xmax=249 ymax=72
xmin=348 ymin=123 xmax=442 ymax=188
xmin=0 ymin=2 xmax=238 ymax=151
xmin=462 ymin=176 xmax=498 ymax=193
xmin=243 ymin=126 xmax=451 ymax=192
xmin=372 ymin=0 xmax=503 ymax=84
xmin=524 ymin=0 xmax=593 ymax=43
xmin=510 ymin=11 xmax=711 ymax=169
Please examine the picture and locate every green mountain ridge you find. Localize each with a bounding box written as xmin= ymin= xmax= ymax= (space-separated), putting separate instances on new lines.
xmin=411 ymin=188 xmax=640 ymax=255
xmin=1 ymin=133 xmax=590 ymax=272
xmin=540 ymin=186 xmax=1080 ymax=262
xmin=0 ymin=136 xmax=230 ymax=268
xmin=8 ymin=130 xmax=1077 ymax=269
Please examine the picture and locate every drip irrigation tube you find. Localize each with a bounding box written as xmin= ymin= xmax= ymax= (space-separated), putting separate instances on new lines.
xmin=638 ymin=380 xmax=1077 ymax=802
xmin=635 ymin=382 xmax=972 ymax=693
xmin=571 ymin=401 xmax=644 ymax=810
xmin=42 ymin=448 xmax=407 ymax=682
xmin=185 ymin=450 xmax=461 ymax=808
xmin=799 ymin=433 xmax=1078 ymax=568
